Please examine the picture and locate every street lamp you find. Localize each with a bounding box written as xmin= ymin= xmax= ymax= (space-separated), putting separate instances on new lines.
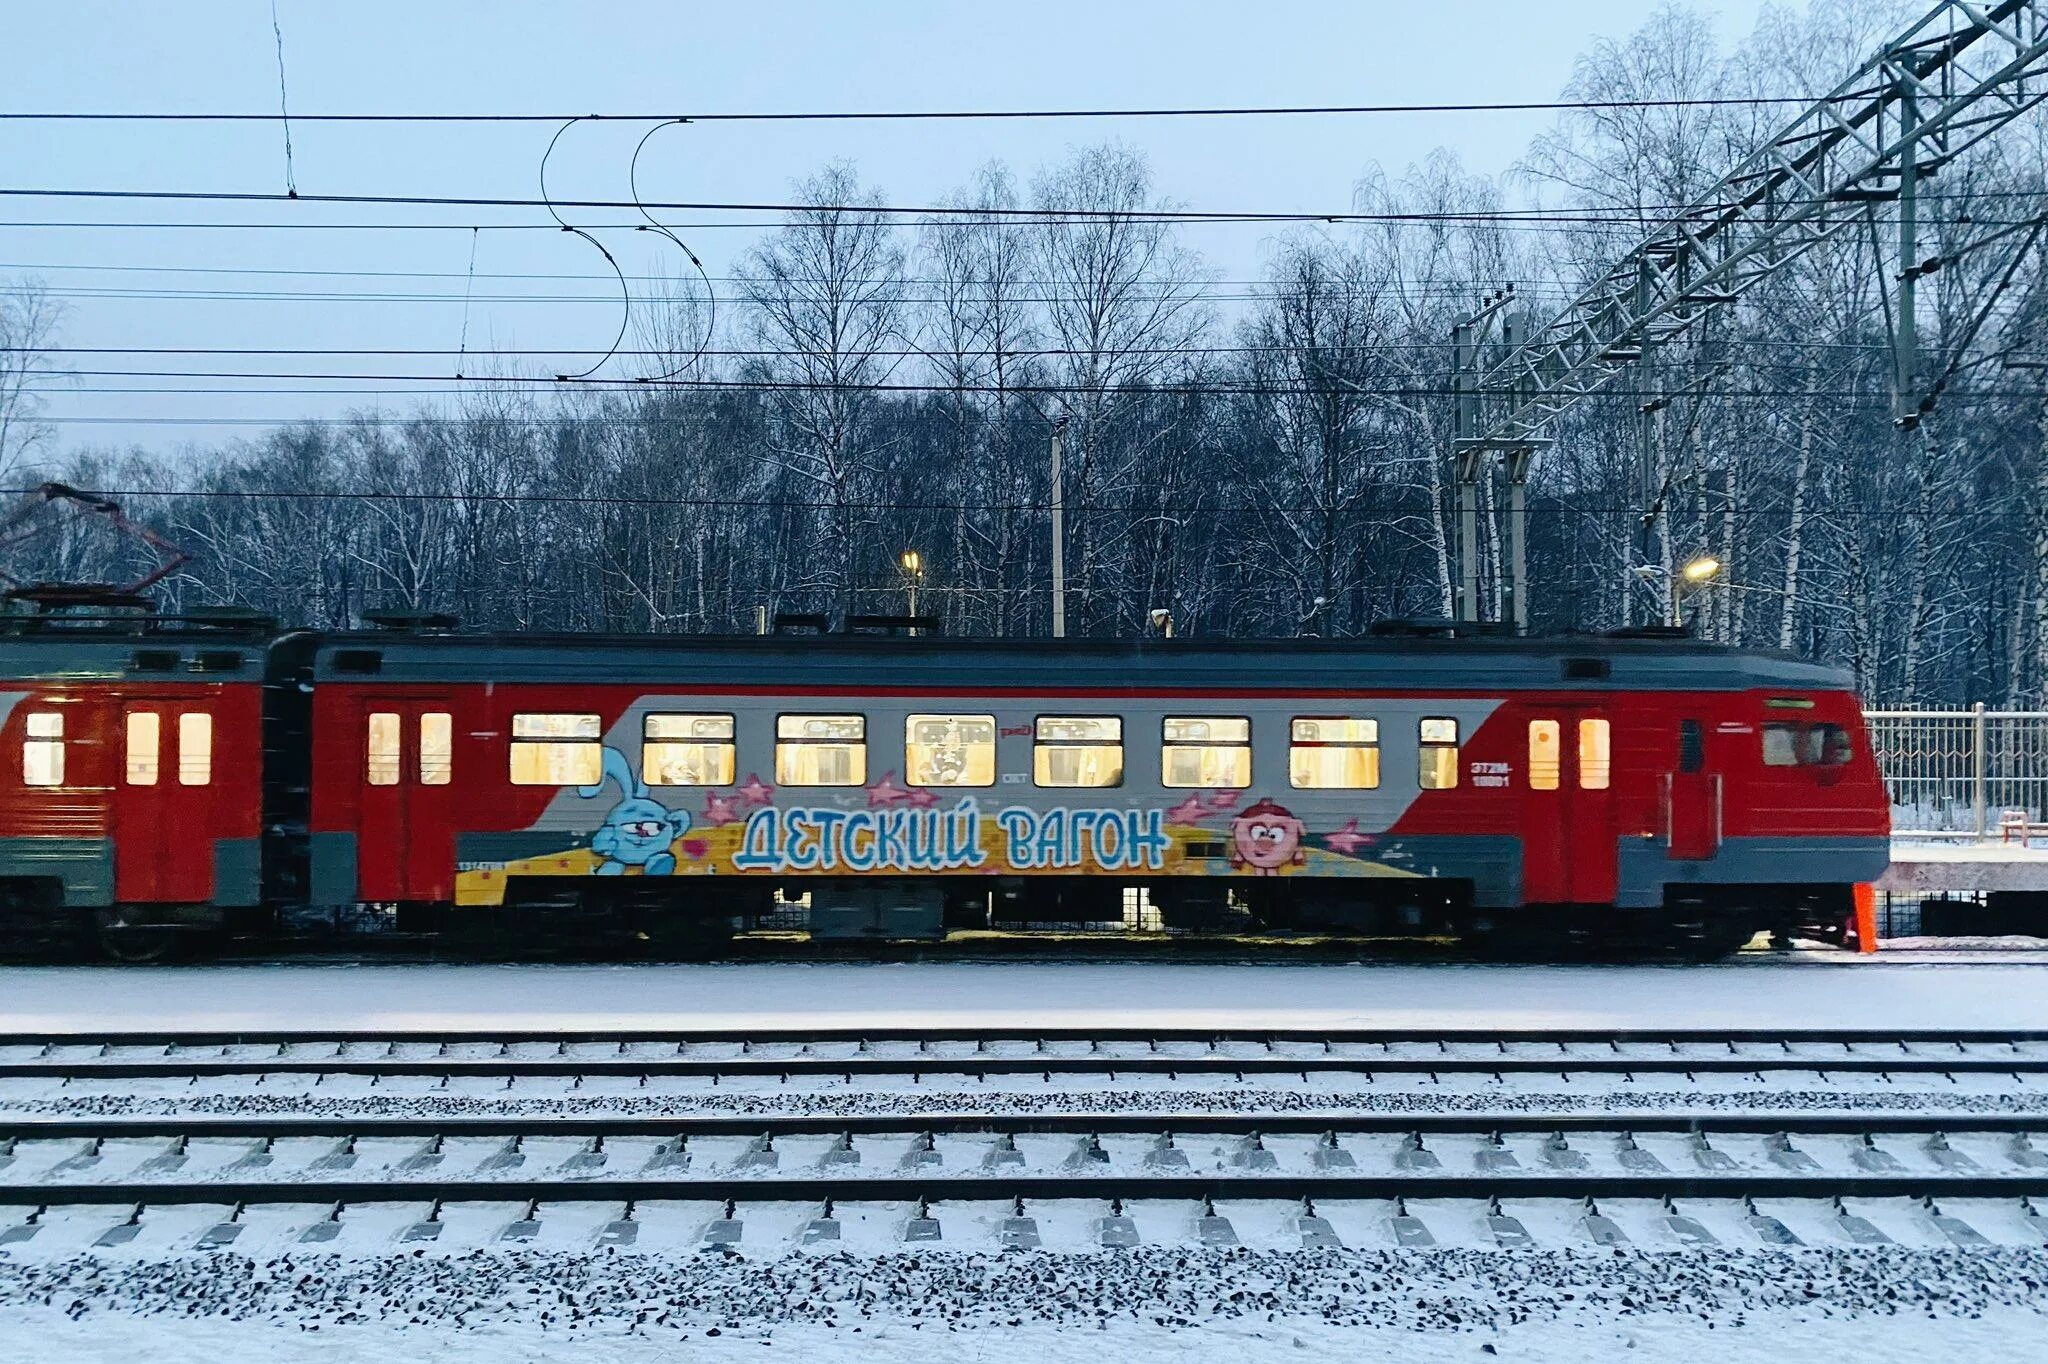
xmin=1633 ymin=555 xmax=1725 ymax=627
xmin=899 ymin=549 xmax=924 ymax=623
xmin=1674 ymin=554 xmax=1723 ymax=626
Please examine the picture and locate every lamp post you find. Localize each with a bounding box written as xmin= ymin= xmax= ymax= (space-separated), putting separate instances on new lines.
xmin=899 ymin=549 xmax=924 ymax=625
xmin=1673 ymin=554 xmax=1722 ymax=627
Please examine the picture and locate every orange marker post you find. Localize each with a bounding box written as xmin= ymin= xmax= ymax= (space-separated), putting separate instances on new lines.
xmin=1852 ymin=883 xmax=1879 ymax=954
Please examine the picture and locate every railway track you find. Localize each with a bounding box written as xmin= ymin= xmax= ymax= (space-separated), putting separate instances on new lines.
xmin=5 ymin=1027 xmax=2046 ymax=1084
xmin=5 ymin=1028 xmax=2048 ymax=1253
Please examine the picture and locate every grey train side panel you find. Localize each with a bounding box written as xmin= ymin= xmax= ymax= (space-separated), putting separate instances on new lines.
xmin=211 ymin=837 xmax=263 ymax=908
xmin=308 ymin=832 xmax=358 ymax=905
xmin=1614 ymin=836 xmax=1891 ymax=908
xmin=0 ymin=836 xmax=113 ymax=906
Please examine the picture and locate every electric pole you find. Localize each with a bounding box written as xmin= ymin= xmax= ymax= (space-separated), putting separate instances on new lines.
xmin=1050 ymin=415 xmax=1068 ymax=639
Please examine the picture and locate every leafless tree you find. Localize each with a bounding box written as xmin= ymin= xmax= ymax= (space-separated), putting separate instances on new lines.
xmin=0 ymin=281 xmax=61 ymax=487
xmin=738 ymin=163 xmax=908 ymax=616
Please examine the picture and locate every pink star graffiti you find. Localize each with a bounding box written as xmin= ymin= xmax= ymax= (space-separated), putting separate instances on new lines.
xmin=1207 ymin=790 xmax=1241 ymax=810
xmin=866 ymin=772 xmax=909 ymax=808
xmin=1164 ymin=794 xmax=1213 ymax=825
xmin=735 ymin=774 xmax=775 ymax=807
xmin=1323 ymin=818 xmax=1372 ymax=856
xmin=701 ymin=792 xmax=741 ymax=827
xmin=904 ymin=788 xmax=940 ymax=809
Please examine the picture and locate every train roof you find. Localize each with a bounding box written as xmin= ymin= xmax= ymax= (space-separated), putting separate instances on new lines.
xmin=0 ymin=621 xmax=1858 ymax=692
xmin=293 ymin=628 xmax=1856 ymax=693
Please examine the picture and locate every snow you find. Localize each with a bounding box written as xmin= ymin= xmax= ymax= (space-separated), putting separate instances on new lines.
xmin=1881 ymin=838 xmax=2048 ymax=892
xmin=6 ymin=958 xmax=2048 ymax=1035
xmin=8 ymin=960 xmax=2048 ymax=1359
xmin=1889 ymin=839 xmax=2048 ymax=862
xmin=3 ymin=1242 xmax=2046 ymax=1362
xmin=4 ymin=1303 xmax=2044 ymax=1364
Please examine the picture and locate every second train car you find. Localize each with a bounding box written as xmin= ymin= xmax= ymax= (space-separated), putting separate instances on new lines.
xmin=0 ymin=616 xmax=1892 ymax=957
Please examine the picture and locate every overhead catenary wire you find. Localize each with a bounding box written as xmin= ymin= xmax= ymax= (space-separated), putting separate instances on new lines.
xmin=4 ymin=184 xmax=2033 ymax=224
xmin=0 ymin=95 xmax=1830 ymax=123
xmin=18 ymin=369 xmax=1983 ymax=399
xmin=0 ymin=483 xmax=1984 ymax=521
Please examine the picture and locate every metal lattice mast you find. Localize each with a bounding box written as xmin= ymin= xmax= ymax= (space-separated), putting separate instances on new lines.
xmin=1455 ymin=0 xmax=2048 ymax=627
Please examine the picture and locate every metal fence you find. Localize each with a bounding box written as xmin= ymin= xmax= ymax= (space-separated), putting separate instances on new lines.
xmin=1863 ymin=706 xmax=2048 ymax=838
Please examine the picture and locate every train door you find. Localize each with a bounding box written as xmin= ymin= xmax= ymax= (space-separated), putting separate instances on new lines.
xmin=113 ymin=698 xmax=220 ymax=903
xmin=355 ymin=698 xmax=458 ymax=901
xmin=1667 ymin=717 xmax=1721 ymax=860
xmin=1520 ymin=706 xmax=1618 ymax=904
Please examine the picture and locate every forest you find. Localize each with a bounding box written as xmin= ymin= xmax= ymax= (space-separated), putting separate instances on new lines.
xmin=1 ymin=0 xmax=2045 ymax=707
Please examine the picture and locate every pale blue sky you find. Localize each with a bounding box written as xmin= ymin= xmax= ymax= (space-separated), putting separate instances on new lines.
xmin=3 ymin=1 xmax=1788 ymax=455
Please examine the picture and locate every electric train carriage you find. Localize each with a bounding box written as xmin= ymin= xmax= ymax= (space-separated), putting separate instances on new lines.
xmin=0 ymin=613 xmax=1891 ymax=960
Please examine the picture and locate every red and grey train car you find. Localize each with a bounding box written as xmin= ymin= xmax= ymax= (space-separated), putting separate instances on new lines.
xmin=0 ymin=610 xmax=273 ymax=956
xmin=0 ymin=615 xmax=1892 ymax=957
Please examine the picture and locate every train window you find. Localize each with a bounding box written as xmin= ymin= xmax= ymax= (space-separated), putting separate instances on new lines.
xmin=419 ymin=712 xmax=453 ymax=786
xmin=125 ymin=711 xmax=160 ymax=786
xmin=645 ymin=713 xmax=735 ymax=786
xmin=1765 ymin=721 xmax=1852 ymax=768
xmin=510 ymin=712 xmax=603 ymax=786
xmin=906 ymin=713 xmax=995 ymax=788
xmin=1289 ymin=717 xmax=1380 ymax=789
xmin=22 ymin=711 xmax=63 ymax=787
xmin=1419 ymin=717 xmax=1459 ymax=790
xmin=1578 ymin=718 xmax=1611 ymax=790
xmin=1527 ymin=720 xmax=1561 ymax=790
xmin=178 ymin=713 xmax=213 ymax=786
xmin=1034 ymin=716 xmax=1123 ymax=788
xmin=1679 ymin=720 xmax=1705 ymax=773
xmin=366 ymin=712 xmax=402 ymax=786
xmin=1162 ymin=717 xmax=1251 ymax=788
xmin=1761 ymin=723 xmax=1801 ymax=767
xmin=776 ymin=714 xmax=867 ymax=787
xmin=1811 ymin=723 xmax=1853 ymax=766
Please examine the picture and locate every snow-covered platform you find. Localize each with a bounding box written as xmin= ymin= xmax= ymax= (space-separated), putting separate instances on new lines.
xmin=1882 ymin=837 xmax=2048 ymax=893
xmin=3 ymin=958 xmax=2046 ymax=1036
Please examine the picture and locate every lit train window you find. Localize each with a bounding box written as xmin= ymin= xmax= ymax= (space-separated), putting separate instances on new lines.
xmin=510 ymin=712 xmax=602 ymax=786
xmin=1577 ymin=718 xmax=1610 ymax=790
xmin=366 ymin=712 xmax=402 ymax=786
xmin=126 ymin=711 xmax=160 ymax=786
xmin=419 ymin=712 xmax=453 ymax=786
xmin=1290 ymin=717 xmax=1380 ymax=789
xmin=1418 ymin=717 xmax=1459 ymax=790
xmin=178 ymin=713 xmax=213 ymax=786
xmin=1034 ymin=716 xmax=1122 ymax=788
xmin=23 ymin=711 xmax=63 ymax=787
xmin=776 ymin=714 xmax=866 ymax=787
xmin=1162 ymin=717 xmax=1250 ymax=788
xmin=645 ymin=713 xmax=735 ymax=787
xmin=906 ymin=714 xmax=995 ymax=787
xmin=1527 ymin=720 xmax=1560 ymax=791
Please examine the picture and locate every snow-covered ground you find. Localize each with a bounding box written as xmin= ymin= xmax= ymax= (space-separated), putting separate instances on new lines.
xmin=4 ymin=958 xmax=2048 ymax=1034
xmin=6 ymin=959 xmax=2047 ymax=1359
xmin=4 ymin=1242 xmax=2046 ymax=1362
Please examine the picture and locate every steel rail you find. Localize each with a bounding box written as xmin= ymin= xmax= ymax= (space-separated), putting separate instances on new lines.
xmin=5 ymin=1054 xmax=2040 ymax=1081
xmin=7 ymin=1172 xmax=2048 ymax=1207
xmin=6 ymin=1113 xmax=2044 ymax=1141
xmin=9 ymin=1027 xmax=2046 ymax=1048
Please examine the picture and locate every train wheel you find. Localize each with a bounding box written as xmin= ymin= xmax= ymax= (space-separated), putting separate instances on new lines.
xmin=90 ymin=909 xmax=186 ymax=964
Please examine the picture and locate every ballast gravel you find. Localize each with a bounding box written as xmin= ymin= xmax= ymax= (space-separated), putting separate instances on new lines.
xmin=3 ymin=1244 xmax=2045 ymax=1339
xmin=5 ymin=1085 xmax=2046 ymax=1122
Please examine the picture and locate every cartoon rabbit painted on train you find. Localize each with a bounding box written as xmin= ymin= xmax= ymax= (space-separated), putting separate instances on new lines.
xmin=580 ymin=747 xmax=691 ymax=875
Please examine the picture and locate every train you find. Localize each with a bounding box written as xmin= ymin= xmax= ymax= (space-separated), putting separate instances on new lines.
xmin=0 ymin=608 xmax=1891 ymax=960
